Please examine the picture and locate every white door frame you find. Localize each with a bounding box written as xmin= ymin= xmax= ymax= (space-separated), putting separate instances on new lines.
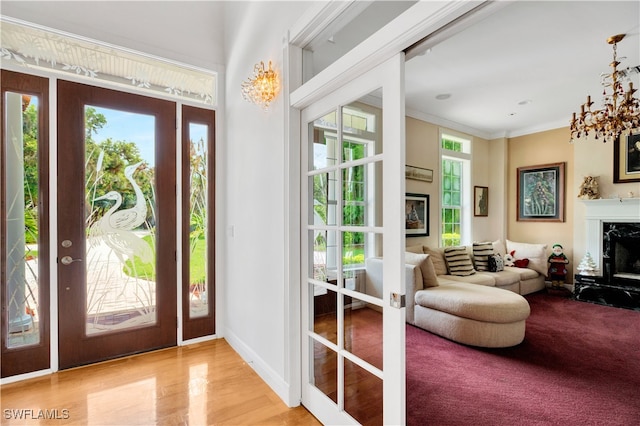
xmin=284 ymin=0 xmax=499 ymax=415
xmin=299 ymin=54 xmax=406 ymax=425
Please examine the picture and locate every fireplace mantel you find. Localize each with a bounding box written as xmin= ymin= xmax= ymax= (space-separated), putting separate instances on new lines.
xmin=583 ymin=198 xmax=640 ymax=219
xmin=582 ymin=198 xmax=640 ymax=271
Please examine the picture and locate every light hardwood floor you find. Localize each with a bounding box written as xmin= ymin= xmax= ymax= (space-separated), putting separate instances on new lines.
xmin=0 ymin=339 xmax=320 ymax=425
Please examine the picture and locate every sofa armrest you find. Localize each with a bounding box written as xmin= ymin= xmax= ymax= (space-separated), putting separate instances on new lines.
xmin=365 ymin=257 xmax=422 ymax=324
xmin=365 ymin=257 xmax=384 ymax=300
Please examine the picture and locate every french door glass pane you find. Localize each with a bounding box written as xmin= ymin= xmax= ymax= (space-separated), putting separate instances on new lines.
xmin=343 ymin=294 xmax=382 ymax=370
xmin=311 ymin=173 xmax=337 ymax=227
xmin=344 ymin=357 xmax=383 ymax=424
xmin=84 ymin=105 xmax=157 ymax=335
xmin=188 ymin=123 xmax=209 ymax=318
xmin=312 ymin=113 xmax=338 ymax=171
xmin=311 ymin=338 xmax=338 ymax=403
xmin=312 ymin=284 xmax=338 ymax=345
xmin=5 ymin=92 xmax=40 ymax=348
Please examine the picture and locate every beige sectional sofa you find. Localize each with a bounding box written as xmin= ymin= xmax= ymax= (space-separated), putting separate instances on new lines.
xmin=365 ymin=241 xmax=546 ymax=348
xmin=409 ymin=243 xmax=547 ymax=296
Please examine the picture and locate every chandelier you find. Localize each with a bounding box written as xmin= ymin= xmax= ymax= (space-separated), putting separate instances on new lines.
xmin=241 ymin=61 xmax=280 ymax=110
xmin=570 ymin=34 xmax=640 ymax=143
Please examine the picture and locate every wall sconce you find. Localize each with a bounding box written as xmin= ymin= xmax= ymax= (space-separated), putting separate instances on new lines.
xmin=241 ymin=60 xmax=280 ymax=110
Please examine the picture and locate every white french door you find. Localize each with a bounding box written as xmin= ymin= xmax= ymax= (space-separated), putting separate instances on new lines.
xmin=300 ymin=54 xmax=406 ymax=425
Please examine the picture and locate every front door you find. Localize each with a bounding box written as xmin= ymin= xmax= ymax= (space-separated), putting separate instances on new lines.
xmin=57 ymin=80 xmax=177 ymax=369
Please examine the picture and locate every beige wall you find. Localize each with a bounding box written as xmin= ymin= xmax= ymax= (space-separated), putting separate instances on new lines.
xmin=471 ymin=137 xmax=495 ymax=242
xmin=571 ymin=134 xmax=640 ymax=280
xmin=508 ymin=128 xmax=574 ymax=283
xmin=406 ymin=115 xmax=640 ymax=285
xmin=405 ymin=117 xmax=440 ymax=249
xmin=405 ymin=116 xmax=495 ymax=250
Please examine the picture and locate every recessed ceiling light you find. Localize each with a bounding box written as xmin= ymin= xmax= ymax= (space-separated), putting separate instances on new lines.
xmin=518 ymin=99 xmax=532 ymax=105
xmin=435 ymin=94 xmax=451 ymax=100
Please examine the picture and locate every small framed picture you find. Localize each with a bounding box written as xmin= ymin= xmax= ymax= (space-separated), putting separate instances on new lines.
xmin=405 ymin=193 xmax=429 ymax=237
xmin=474 ymin=186 xmax=488 ymax=216
xmin=614 ymin=130 xmax=640 ymax=183
xmin=405 ymin=165 xmax=433 ymax=182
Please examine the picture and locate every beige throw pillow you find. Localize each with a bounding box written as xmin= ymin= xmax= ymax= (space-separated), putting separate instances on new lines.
xmin=405 ymin=252 xmax=439 ymax=288
xmin=423 ymin=247 xmax=448 ymax=276
xmin=492 ymin=239 xmax=507 ymax=257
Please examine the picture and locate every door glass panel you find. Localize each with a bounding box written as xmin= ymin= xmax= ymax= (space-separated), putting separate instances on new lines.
xmin=4 ymin=92 xmax=40 ymax=348
xmin=188 ymin=123 xmax=209 ymax=318
xmin=342 ymin=162 xmax=383 ymax=229
xmin=311 ymin=173 xmax=338 ymax=227
xmin=312 ymin=112 xmax=338 ymax=171
xmin=312 ymin=284 xmax=338 ymax=345
xmin=311 ymin=229 xmax=339 ymax=283
xmin=343 ymin=295 xmax=382 ymax=370
xmin=311 ymin=338 xmax=338 ymax=403
xmin=344 ymin=358 xmax=383 ymax=425
xmin=342 ymin=99 xmax=381 ymax=157
xmin=84 ymin=105 xmax=157 ymax=335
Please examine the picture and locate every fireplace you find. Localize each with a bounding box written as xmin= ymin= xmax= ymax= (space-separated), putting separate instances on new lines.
xmin=576 ymin=198 xmax=640 ymax=310
xmin=603 ymin=222 xmax=640 ymax=287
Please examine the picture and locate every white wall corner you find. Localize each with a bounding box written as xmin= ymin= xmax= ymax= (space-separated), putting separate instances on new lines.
xmin=223 ymin=327 xmax=299 ymax=407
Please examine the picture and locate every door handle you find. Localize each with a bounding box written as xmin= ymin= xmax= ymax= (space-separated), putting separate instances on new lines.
xmin=60 ymin=256 xmax=82 ymax=265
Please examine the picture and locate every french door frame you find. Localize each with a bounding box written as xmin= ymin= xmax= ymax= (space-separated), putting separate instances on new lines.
xmin=287 ymin=1 xmax=498 ymax=415
xmin=299 ymin=54 xmax=407 ymax=425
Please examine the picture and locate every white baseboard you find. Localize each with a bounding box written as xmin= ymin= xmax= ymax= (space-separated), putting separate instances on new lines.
xmin=0 ymin=368 xmax=52 ymax=385
xmin=223 ymin=326 xmax=299 ymax=407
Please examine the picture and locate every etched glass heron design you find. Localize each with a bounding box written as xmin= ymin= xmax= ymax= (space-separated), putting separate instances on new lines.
xmin=90 ymin=161 xmax=152 ymax=266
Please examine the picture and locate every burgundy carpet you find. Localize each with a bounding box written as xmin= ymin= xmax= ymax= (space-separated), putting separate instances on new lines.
xmin=406 ymin=292 xmax=640 ymax=425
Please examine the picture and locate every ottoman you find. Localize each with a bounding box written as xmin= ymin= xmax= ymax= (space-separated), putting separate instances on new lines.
xmin=413 ymin=282 xmax=531 ymax=348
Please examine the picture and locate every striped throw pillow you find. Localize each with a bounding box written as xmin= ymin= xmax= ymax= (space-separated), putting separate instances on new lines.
xmin=472 ymin=242 xmax=494 ymax=272
xmin=443 ymin=246 xmax=476 ymax=276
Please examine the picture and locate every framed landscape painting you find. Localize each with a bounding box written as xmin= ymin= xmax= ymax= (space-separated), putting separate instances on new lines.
xmin=405 ymin=193 xmax=429 ymax=236
xmin=405 ymin=165 xmax=434 ymax=182
xmin=517 ymin=162 xmax=565 ymax=222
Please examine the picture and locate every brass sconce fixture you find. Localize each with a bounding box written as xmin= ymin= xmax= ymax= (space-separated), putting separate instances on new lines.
xmin=241 ymin=61 xmax=280 ymax=110
xmin=570 ymin=34 xmax=640 ymax=143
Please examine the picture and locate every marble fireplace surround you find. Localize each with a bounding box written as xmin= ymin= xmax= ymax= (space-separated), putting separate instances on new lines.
xmin=583 ymin=198 xmax=640 ymax=273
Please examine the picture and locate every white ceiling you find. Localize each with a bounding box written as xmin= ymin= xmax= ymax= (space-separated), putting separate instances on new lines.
xmin=2 ymin=1 xmax=638 ymax=142
xmin=404 ymin=1 xmax=640 ymax=140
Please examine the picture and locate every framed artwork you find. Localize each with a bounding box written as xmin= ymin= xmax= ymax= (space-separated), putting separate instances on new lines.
xmin=405 ymin=165 xmax=433 ymax=182
xmin=613 ymin=130 xmax=640 ymax=183
xmin=517 ymin=162 xmax=565 ymax=222
xmin=474 ymin=186 xmax=488 ymax=216
xmin=405 ymin=193 xmax=429 ymax=236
